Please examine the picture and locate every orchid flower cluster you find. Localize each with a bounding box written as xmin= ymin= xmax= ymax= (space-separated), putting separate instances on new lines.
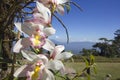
xmin=13 ymin=0 xmax=73 ymax=80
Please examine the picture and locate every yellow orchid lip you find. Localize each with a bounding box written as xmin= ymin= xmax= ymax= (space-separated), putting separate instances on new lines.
xmin=32 ymin=63 xmax=42 ymax=80
xmin=30 ymin=33 xmax=46 ymax=49
xmin=34 ymin=35 xmax=41 ymax=45
xmin=30 ymin=33 xmax=41 ymax=47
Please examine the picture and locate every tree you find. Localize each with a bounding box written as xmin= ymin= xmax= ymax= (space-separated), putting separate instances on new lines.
xmin=0 ymin=0 xmax=34 ymax=79
xmin=93 ymin=38 xmax=114 ymax=57
xmin=92 ymin=30 xmax=120 ymax=57
xmin=112 ymin=29 xmax=120 ymax=57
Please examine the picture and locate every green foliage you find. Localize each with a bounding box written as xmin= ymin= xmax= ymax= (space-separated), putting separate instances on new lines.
xmin=65 ymin=62 xmax=120 ymax=80
xmin=65 ymin=4 xmax=71 ymax=14
xmin=90 ymin=55 xmax=95 ymax=65
xmin=82 ymin=57 xmax=89 ymax=68
xmin=114 ymin=29 xmax=120 ymax=36
xmin=93 ymin=65 xmax=97 ymax=74
xmin=69 ymin=55 xmax=97 ymax=80
xmin=82 ymin=55 xmax=97 ymax=80
xmin=91 ymin=29 xmax=120 ymax=58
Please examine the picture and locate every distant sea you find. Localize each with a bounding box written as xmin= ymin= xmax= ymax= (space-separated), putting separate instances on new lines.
xmin=51 ymin=39 xmax=95 ymax=54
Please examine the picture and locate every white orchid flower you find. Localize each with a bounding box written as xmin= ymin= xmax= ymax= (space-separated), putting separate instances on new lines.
xmin=51 ymin=0 xmax=70 ymax=15
xmin=37 ymin=0 xmax=70 ymax=15
xmin=14 ymin=50 xmax=55 ymax=80
xmin=43 ymin=39 xmax=73 ymax=71
xmin=13 ymin=22 xmax=55 ymax=53
xmin=37 ymin=0 xmax=69 ymax=6
xmin=34 ymin=1 xmax=51 ymax=26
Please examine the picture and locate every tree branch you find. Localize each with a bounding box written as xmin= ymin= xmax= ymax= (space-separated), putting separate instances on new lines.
xmin=70 ymin=1 xmax=83 ymax=12
xmin=53 ymin=14 xmax=69 ymax=43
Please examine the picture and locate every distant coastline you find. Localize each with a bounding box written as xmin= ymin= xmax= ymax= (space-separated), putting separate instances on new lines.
xmin=51 ymin=39 xmax=95 ymax=54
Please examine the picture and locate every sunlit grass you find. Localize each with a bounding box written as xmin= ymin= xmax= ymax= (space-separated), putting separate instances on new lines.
xmin=95 ymin=63 xmax=120 ymax=80
xmin=64 ymin=62 xmax=120 ymax=80
xmin=7 ymin=58 xmax=120 ymax=80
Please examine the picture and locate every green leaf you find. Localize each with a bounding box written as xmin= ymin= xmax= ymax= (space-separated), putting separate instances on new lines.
xmin=90 ymin=54 xmax=95 ymax=64
xmin=65 ymin=4 xmax=71 ymax=14
xmin=16 ymin=61 xmax=22 ymax=65
xmin=93 ymin=65 xmax=97 ymax=74
xmin=87 ymin=75 xmax=91 ymax=80
xmin=90 ymin=55 xmax=95 ymax=61
xmin=85 ymin=72 xmax=91 ymax=80
xmin=30 ymin=46 xmax=39 ymax=54
xmin=65 ymin=76 xmax=71 ymax=80
xmin=82 ymin=57 xmax=89 ymax=67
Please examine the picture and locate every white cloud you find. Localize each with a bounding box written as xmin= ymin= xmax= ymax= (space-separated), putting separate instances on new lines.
xmin=55 ymin=35 xmax=59 ymax=39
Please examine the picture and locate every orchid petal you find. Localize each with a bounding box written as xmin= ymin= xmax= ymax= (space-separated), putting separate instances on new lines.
xmin=56 ymin=5 xmax=65 ymax=15
xmin=43 ymin=27 xmax=56 ymax=36
xmin=42 ymin=69 xmax=55 ymax=80
xmin=37 ymin=0 xmax=48 ymax=4
xmin=14 ymin=22 xmax=32 ymax=36
xmin=23 ymin=22 xmax=41 ymax=36
xmin=21 ymin=50 xmax=38 ymax=62
xmin=42 ymin=39 xmax=55 ymax=51
xmin=55 ymin=52 xmax=73 ymax=60
xmin=22 ymin=50 xmax=48 ymax=66
xmin=47 ymin=60 xmax=64 ymax=71
xmin=13 ymin=39 xmax=22 ymax=53
xmin=54 ymin=45 xmax=65 ymax=54
xmin=24 ymin=21 xmax=44 ymax=31
xmin=36 ymin=1 xmax=51 ymax=23
xmin=33 ymin=13 xmax=47 ymax=25
xmin=37 ymin=22 xmax=44 ymax=31
xmin=58 ymin=0 xmax=69 ymax=4
xmin=50 ymin=45 xmax=65 ymax=59
xmin=14 ymin=22 xmax=22 ymax=33
xmin=13 ymin=38 xmax=31 ymax=53
xmin=14 ymin=64 xmax=33 ymax=77
xmin=14 ymin=22 xmax=42 ymax=36
xmin=37 ymin=54 xmax=48 ymax=65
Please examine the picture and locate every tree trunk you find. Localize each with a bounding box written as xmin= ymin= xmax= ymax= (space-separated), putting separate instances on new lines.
xmin=0 ymin=0 xmax=34 ymax=79
xmin=0 ymin=28 xmax=13 ymax=79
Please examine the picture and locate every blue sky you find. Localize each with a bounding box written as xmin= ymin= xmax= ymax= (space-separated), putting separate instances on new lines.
xmin=49 ymin=0 xmax=120 ymax=42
